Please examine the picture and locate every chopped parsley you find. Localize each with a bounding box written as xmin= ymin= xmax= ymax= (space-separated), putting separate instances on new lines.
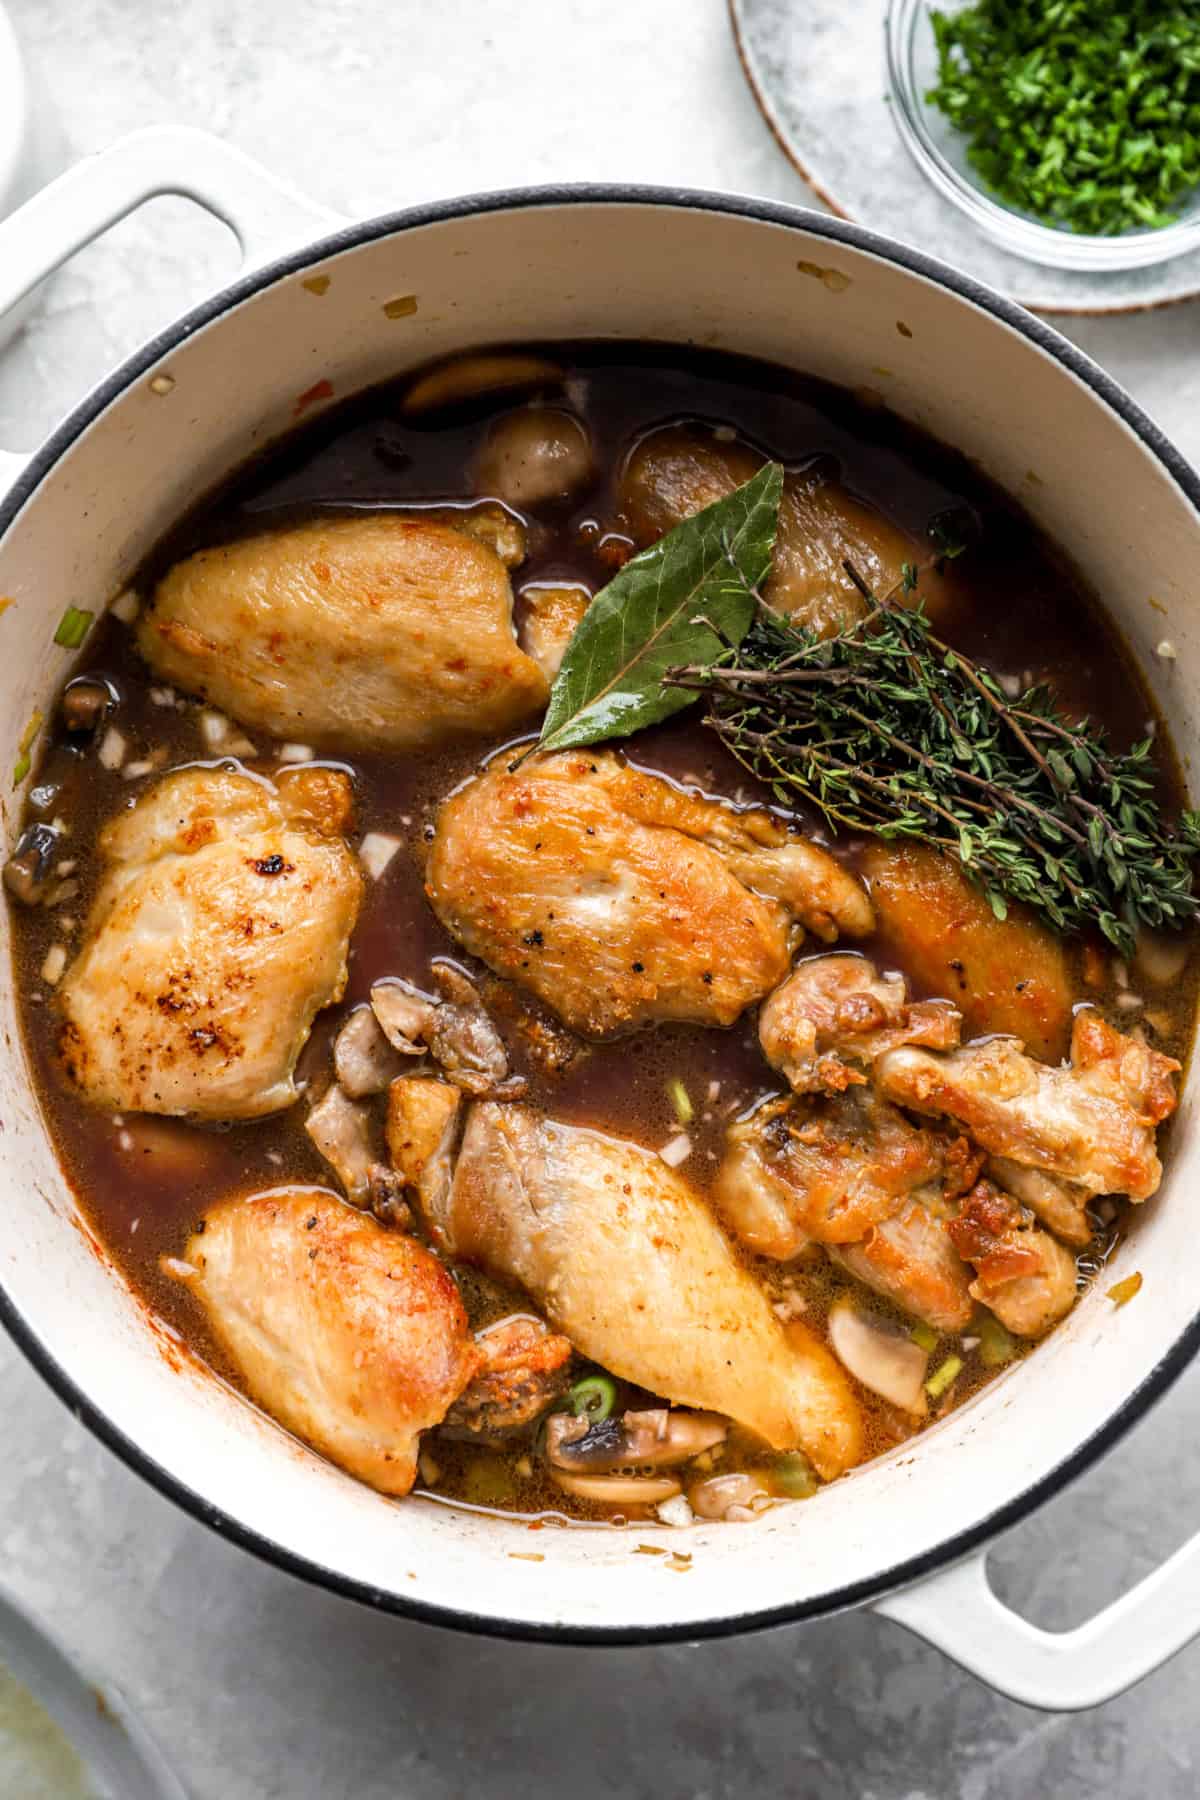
xmin=927 ymin=1 xmax=1200 ymax=236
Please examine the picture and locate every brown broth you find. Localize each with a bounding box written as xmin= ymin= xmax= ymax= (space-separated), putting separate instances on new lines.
xmin=8 ymin=342 xmax=1197 ymax=1526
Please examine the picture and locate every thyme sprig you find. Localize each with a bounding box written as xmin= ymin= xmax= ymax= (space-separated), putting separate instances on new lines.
xmin=667 ymin=564 xmax=1200 ymax=955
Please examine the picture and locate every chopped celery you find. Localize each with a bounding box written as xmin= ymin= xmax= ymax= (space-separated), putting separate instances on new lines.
xmin=977 ymin=1312 xmax=1016 ymax=1368
xmin=666 ymin=1077 xmax=694 ymax=1125
xmin=925 ymin=1354 xmax=963 ymax=1400
xmin=54 ymin=606 xmax=94 ymax=649
xmin=772 ymin=1452 xmax=819 ymax=1499
xmin=910 ymin=1322 xmax=938 ymax=1353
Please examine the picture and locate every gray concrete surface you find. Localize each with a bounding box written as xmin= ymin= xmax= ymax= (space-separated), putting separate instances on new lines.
xmin=1 ymin=3 xmax=1199 ymax=1794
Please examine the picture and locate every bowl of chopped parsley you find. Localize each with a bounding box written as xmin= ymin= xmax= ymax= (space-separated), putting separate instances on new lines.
xmin=885 ymin=0 xmax=1200 ymax=271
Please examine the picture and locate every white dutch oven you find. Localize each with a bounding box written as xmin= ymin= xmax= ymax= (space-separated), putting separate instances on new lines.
xmin=0 ymin=127 xmax=1198 ymax=1712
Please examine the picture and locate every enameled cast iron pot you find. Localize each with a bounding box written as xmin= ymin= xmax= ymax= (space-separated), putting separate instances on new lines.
xmin=1 ymin=128 xmax=1198 ymax=1711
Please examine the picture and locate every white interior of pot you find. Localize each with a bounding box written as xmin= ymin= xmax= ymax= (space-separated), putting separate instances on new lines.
xmin=0 ymin=201 xmax=1195 ymax=1633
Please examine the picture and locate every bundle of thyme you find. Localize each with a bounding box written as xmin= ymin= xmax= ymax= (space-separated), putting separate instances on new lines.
xmin=670 ymin=568 xmax=1200 ymax=955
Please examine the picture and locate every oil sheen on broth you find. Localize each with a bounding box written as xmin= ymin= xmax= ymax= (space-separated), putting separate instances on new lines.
xmin=8 ymin=343 xmax=1195 ymax=1527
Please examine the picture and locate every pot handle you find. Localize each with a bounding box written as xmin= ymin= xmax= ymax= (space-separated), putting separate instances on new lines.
xmin=0 ymin=124 xmax=342 ymax=485
xmin=0 ymin=123 xmax=341 ymax=322
xmin=874 ymin=1536 xmax=1200 ymax=1710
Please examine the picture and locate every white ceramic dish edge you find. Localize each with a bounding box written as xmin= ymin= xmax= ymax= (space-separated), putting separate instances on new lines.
xmin=0 ymin=128 xmax=1198 ymax=1711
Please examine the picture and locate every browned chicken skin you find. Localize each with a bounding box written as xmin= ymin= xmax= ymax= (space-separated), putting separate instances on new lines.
xmin=426 ymin=750 xmax=873 ymax=1038
xmin=443 ymin=1315 xmax=574 ymax=1442
xmin=862 ymin=843 xmax=1075 ymax=1062
xmin=517 ymin=583 xmax=591 ymax=681
xmin=57 ymin=766 xmax=361 ymax=1120
xmin=426 ymin=1102 xmax=863 ymax=1478
xmin=876 ymin=1011 xmax=1179 ymax=1202
xmin=138 ymin=513 xmax=548 ymax=752
xmin=618 ymin=426 xmax=950 ymax=635
xmin=949 ymin=1181 xmax=1079 ymax=1338
xmin=758 ymin=952 xmax=961 ymax=1094
xmin=716 ymin=1088 xmax=979 ymax=1331
xmin=175 ymin=1189 xmax=479 ymax=1495
xmin=716 ymin=1089 xmax=946 ymax=1254
xmin=829 ymin=1198 xmax=976 ymax=1335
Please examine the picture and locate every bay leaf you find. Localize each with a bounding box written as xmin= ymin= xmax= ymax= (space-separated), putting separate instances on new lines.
xmin=537 ymin=461 xmax=783 ymax=754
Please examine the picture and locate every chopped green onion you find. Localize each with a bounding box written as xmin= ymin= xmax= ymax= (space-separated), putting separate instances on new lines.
xmin=568 ymin=1374 xmax=617 ymax=1422
xmin=666 ymin=1077 xmax=693 ymax=1126
xmin=1107 ymin=1272 xmax=1143 ymax=1308
xmin=772 ymin=1451 xmax=819 ymax=1499
xmin=11 ymin=707 xmax=43 ymax=787
xmin=976 ymin=1312 xmax=1016 ymax=1368
xmin=910 ymin=1322 xmax=938 ymax=1353
xmin=18 ymin=709 xmax=43 ymax=756
xmin=925 ymin=1354 xmax=963 ymax=1400
xmin=53 ymin=606 xmax=94 ymax=649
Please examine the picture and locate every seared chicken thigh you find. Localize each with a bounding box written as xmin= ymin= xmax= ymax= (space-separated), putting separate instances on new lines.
xmin=862 ymin=843 xmax=1074 ymax=1062
xmin=716 ymin=1090 xmax=977 ymax=1331
xmin=176 ymin=1189 xmax=479 ymax=1494
xmin=716 ymin=1089 xmax=946 ymax=1255
xmin=877 ymin=1011 xmax=1179 ymax=1202
xmin=948 ymin=1181 xmax=1079 ymax=1337
xmin=58 ymin=766 xmax=361 ymax=1119
xmin=618 ymin=426 xmax=948 ymax=635
xmin=426 ymin=1103 xmax=863 ymax=1478
xmin=829 ymin=1198 xmax=976 ymax=1335
xmin=426 ymin=751 xmax=873 ymax=1037
xmin=138 ymin=514 xmax=548 ymax=751
xmin=758 ymin=953 xmax=961 ymax=1094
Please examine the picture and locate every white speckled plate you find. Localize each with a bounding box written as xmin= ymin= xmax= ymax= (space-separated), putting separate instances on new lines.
xmin=730 ymin=0 xmax=1200 ymax=314
xmin=0 ymin=1584 xmax=184 ymax=1800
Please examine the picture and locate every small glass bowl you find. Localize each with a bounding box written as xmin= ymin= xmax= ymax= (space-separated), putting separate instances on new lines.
xmin=884 ymin=0 xmax=1200 ymax=273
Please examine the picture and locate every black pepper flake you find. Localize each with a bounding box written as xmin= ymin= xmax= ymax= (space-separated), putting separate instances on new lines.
xmin=632 ymin=961 xmax=644 ymax=973
xmin=306 ymin=1215 xmax=317 ymax=1230
xmin=702 ymin=971 xmax=713 ymax=984
xmin=523 ymin=929 xmax=545 ymax=947
xmin=251 ymin=853 xmax=292 ymax=877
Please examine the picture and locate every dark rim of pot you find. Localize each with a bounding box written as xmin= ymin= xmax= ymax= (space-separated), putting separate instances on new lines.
xmin=2 ymin=181 xmax=1198 ymax=1647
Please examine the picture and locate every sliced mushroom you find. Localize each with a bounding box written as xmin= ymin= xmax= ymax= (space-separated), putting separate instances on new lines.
xmin=333 ymin=1005 xmax=406 ymax=1098
xmin=370 ymin=979 xmax=436 ymax=1053
xmin=3 ymin=822 xmax=59 ymax=905
xmin=552 ymin=1471 xmax=682 ymax=1507
xmin=428 ymin=963 xmax=525 ymax=1096
xmin=474 ymin=408 xmax=593 ymax=507
xmin=687 ymin=1472 xmax=773 ymax=1522
xmin=402 ymin=353 xmax=563 ymax=416
xmin=304 ymin=1083 xmax=376 ymax=1205
xmin=827 ymin=1301 xmax=928 ymax=1416
xmin=545 ymin=1408 xmax=727 ymax=1473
